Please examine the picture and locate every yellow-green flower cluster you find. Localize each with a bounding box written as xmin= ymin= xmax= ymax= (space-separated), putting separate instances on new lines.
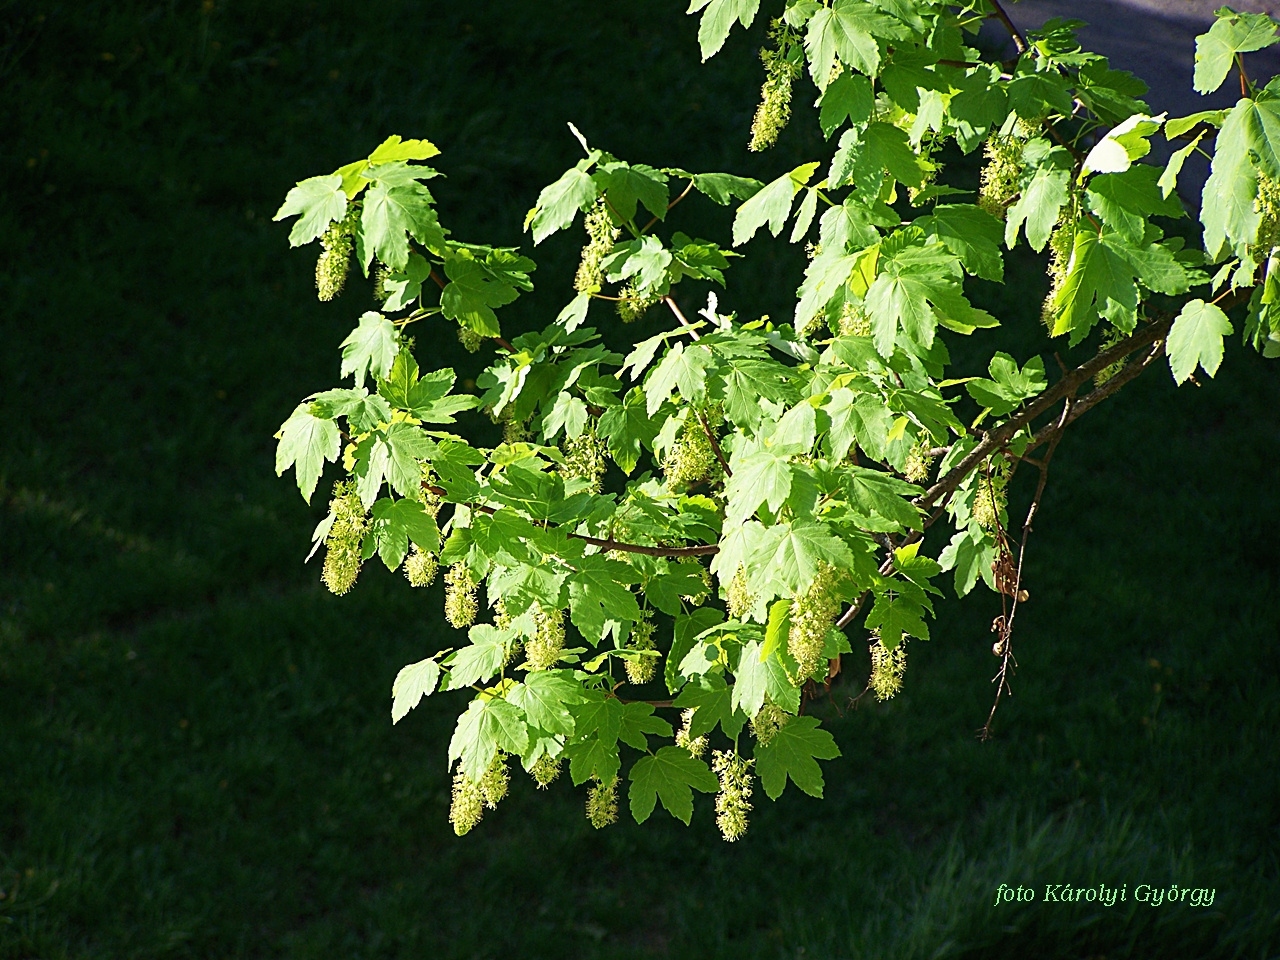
xmin=834 ymin=299 xmax=872 ymax=338
xmin=560 ymin=424 xmax=608 ymax=493
xmin=321 ymin=480 xmax=367 ymax=596
xmin=788 ymin=563 xmax=843 ymax=683
xmin=586 ymin=775 xmax=619 ymax=829
xmin=479 ymin=753 xmax=510 ymax=808
xmin=971 ymin=458 xmax=1009 ymax=533
xmin=663 ymin=406 xmax=723 ymax=491
xmin=315 ymin=207 xmax=358 ymax=302
xmin=530 ymin=754 xmax=562 ymax=789
xmin=404 ymin=544 xmax=439 ymax=587
xmin=750 ymin=698 xmax=789 ymax=747
xmin=869 ymin=634 xmax=907 ymax=701
xmin=711 ymin=750 xmax=753 ymax=842
xmin=1254 ymin=171 xmax=1280 ymax=260
xmin=681 ymin=564 xmax=714 ymax=606
xmin=978 ymin=135 xmax=1024 ymax=220
xmin=726 ymin=565 xmax=756 ymax=620
xmin=449 ymin=770 xmax=485 ymax=836
xmin=372 ymin=262 xmax=391 ymax=303
xmin=524 ymin=604 xmax=566 ymax=671
xmin=575 ymin=199 xmax=621 ymax=293
xmin=457 ymin=326 xmax=484 ymax=353
xmin=616 ymin=282 xmax=660 ymax=322
xmin=1093 ymin=328 xmax=1127 ymax=388
xmin=903 ymin=439 xmax=935 ymax=484
xmin=749 ymin=20 xmax=800 ymax=152
xmin=624 ymin=613 xmax=658 ymax=686
xmin=444 ymin=564 xmax=479 ymax=629
xmin=675 ymin=708 xmax=708 ymax=758
xmin=1041 ymin=220 xmax=1075 ymax=332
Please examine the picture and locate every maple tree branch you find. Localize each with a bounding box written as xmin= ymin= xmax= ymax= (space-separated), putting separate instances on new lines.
xmin=988 ymin=0 xmax=1027 ymax=54
xmin=641 ymin=180 xmax=695 ymax=234
xmin=697 ymin=408 xmax=732 ymax=478
xmin=664 ymin=295 xmax=701 ymax=339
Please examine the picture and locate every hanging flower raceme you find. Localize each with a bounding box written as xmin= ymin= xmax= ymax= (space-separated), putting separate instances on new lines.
xmin=575 ymin=199 xmax=621 ymax=293
xmin=321 ymin=480 xmax=367 ymax=596
xmin=749 ymin=20 xmax=801 ymax=152
xmin=315 ymin=206 xmax=358 ymax=301
xmin=788 ymin=563 xmax=843 ymax=682
xmin=869 ymin=634 xmax=908 ymax=701
xmin=711 ymin=751 xmax=753 ymax=841
xmin=444 ymin=564 xmax=479 ymax=628
xmin=586 ymin=775 xmax=619 ymax=828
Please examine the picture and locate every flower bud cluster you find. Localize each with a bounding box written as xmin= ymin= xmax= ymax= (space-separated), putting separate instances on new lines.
xmin=502 ymin=417 xmax=529 ymax=445
xmin=788 ymin=563 xmax=843 ymax=682
xmin=530 ymin=754 xmax=562 ymax=789
xmin=321 ymin=480 xmax=368 ymax=596
xmin=559 ymin=424 xmax=608 ymax=493
xmin=315 ymin=207 xmax=358 ymax=302
xmin=978 ymin=135 xmax=1024 ymax=220
xmin=749 ymin=21 xmax=801 ymax=153
xmin=457 ymin=326 xmax=484 ymax=353
xmin=680 ymin=564 xmax=714 ymax=606
xmin=616 ymin=282 xmax=660 ymax=322
xmin=624 ymin=613 xmax=658 ymax=686
xmin=675 ymin=707 xmax=708 ymax=758
xmin=750 ymin=698 xmax=790 ymax=746
xmin=444 ymin=564 xmax=479 ymax=628
xmin=403 ymin=544 xmax=439 ymax=587
xmin=869 ymin=634 xmax=907 ymax=701
xmin=418 ymin=463 xmax=443 ymax=518
xmin=711 ymin=750 xmax=753 ymax=842
xmin=575 ymin=199 xmax=621 ymax=293
xmin=479 ymin=752 xmax=510 ymax=808
xmin=1041 ymin=220 xmax=1075 ymax=332
xmin=1093 ymin=328 xmax=1127 ymax=388
xmin=524 ymin=604 xmax=566 ymax=671
xmin=586 ymin=775 xmax=619 ymax=828
xmin=726 ymin=565 xmax=756 ymax=620
xmin=663 ymin=406 xmax=723 ymax=491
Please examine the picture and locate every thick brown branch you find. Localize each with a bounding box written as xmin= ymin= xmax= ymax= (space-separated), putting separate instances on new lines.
xmin=916 ymin=313 xmax=1177 ymax=515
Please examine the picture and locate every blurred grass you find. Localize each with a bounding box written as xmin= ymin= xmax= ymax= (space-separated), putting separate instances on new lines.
xmin=1 ymin=0 xmax=1278 ymax=957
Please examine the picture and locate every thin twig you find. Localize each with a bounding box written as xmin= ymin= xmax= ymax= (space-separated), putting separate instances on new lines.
xmin=663 ymin=295 xmax=700 ymax=339
xmin=696 ymin=409 xmax=732 ymax=478
xmin=640 ymin=180 xmax=695 ymax=234
xmin=988 ymin=0 xmax=1027 ymax=54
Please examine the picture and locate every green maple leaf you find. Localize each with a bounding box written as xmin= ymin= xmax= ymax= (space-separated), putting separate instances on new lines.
xmin=688 ymin=171 xmax=763 ymax=205
xmin=965 ymin=352 xmax=1047 ymax=416
xmin=368 ymin=134 xmax=441 ymax=164
xmin=829 ymin=122 xmax=929 ymax=192
xmin=627 ymin=746 xmax=718 ymax=824
xmin=644 ymin=341 xmax=712 ymax=414
xmin=618 ymin=702 xmax=674 ymax=751
xmin=938 ymin=528 xmax=997 ymax=597
xmin=390 ymin=658 xmax=441 ymax=724
xmin=673 ymin=673 xmax=745 ymax=739
xmin=340 ymin=312 xmax=400 ymax=387
xmin=819 ymin=71 xmax=874 ymax=137
xmin=359 ymin=181 xmax=445 ymax=271
xmin=1194 ymin=9 xmax=1279 ymax=95
xmin=725 ymin=444 xmax=795 ymax=524
xmin=866 ymin=585 xmax=930 ymax=647
xmin=563 ymin=693 xmax=623 ymax=785
xmin=761 ymin=520 xmax=856 ymax=596
xmin=528 ymin=160 xmax=598 ymax=244
xmin=1049 ymin=230 xmax=1140 ymax=342
xmin=448 ymin=697 xmax=529 ymax=780
xmin=353 ymin=421 xmax=435 ymax=506
xmin=689 ymin=0 xmax=761 ymax=60
xmin=595 ymin=161 xmax=669 ymax=222
xmin=668 ymin=609 xmax=725 ymax=693
xmin=732 ymin=162 xmax=820 ymax=246
xmin=445 ymin=625 xmax=513 ymax=690
xmin=1085 ymin=166 xmax=1184 ymax=244
xmin=1004 ymin=144 xmax=1071 ymax=251
xmin=804 ymin=0 xmax=908 ymax=87
xmin=731 ymin=638 xmax=800 ymax=718
xmin=507 ymin=670 xmax=583 ymax=736
xmin=368 ymin=496 xmax=440 ymax=569
xmin=602 ymin=236 xmax=674 ymax=295
xmin=440 ymin=254 xmax=522 ymax=338
xmin=275 ymin=403 xmax=340 ymax=502
xmin=754 ymin=715 xmax=840 ymax=800
xmin=273 ymin=174 xmax=346 ymax=246
xmin=916 ymin=204 xmax=1005 ymax=282
xmin=381 ymin=252 xmax=432 ymax=312
xmin=569 ymin=555 xmax=642 ymax=642
xmin=598 ymin=388 xmax=658 ymax=474
xmin=841 ymin=467 xmax=922 ymax=530
xmin=1168 ymin=298 xmax=1233 ymax=385
xmin=309 ymin=387 xmax=391 ymax=433
xmin=1202 ymin=97 xmax=1280 ymax=259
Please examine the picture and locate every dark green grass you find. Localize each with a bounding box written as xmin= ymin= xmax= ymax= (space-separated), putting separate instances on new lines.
xmin=2 ymin=1 xmax=1279 ymax=957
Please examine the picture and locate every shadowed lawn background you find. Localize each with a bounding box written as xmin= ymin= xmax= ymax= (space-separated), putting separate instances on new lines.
xmin=1 ymin=1 xmax=1278 ymax=957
